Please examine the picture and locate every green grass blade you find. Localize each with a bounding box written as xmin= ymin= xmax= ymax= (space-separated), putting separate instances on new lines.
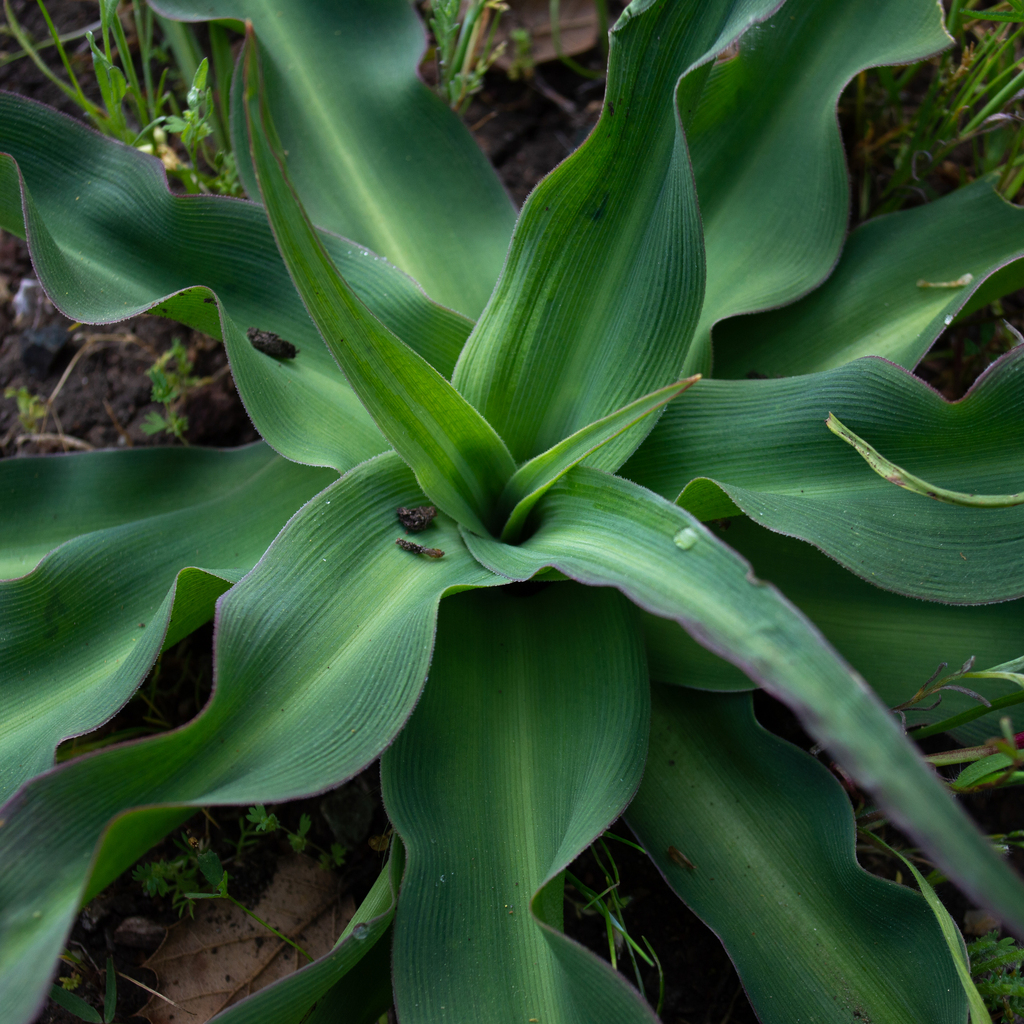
xmin=712 ymin=178 xmax=1024 ymax=377
xmin=382 ymin=584 xmax=657 ymax=1023
xmin=683 ymin=0 xmax=950 ymax=374
xmin=498 ymin=377 xmax=699 ymax=542
xmin=626 ymin=687 xmax=968 ymax=1023
xmin=0 ymin=445 xmax=333 ymax=802
xmin=48 ymin=985 xmax=102 ymax=1023
xmin=0 ymin=93 xmax=472 ymax=471
xmin=152 ymin=0 xmax=515 ymax=317
xmin=625 ymin=348 xmax=1024 ymax=603
xmin=0 ymin=453 xmax=504 ymax=1024
xmin=868 ymin=834 xmax=992 ymax=1023
xmin=242 ymin=33 xmax=515 ymax=535
xmin=461 ymin=467 xmax=1024 ymax=937
xmin=452 ymin=0 xmax=781 ymax=466
xmin=103 ymin=957 xmax=115 ymax=1023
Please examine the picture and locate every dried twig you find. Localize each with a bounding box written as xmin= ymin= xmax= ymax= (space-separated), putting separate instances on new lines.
xmin=16 ymin=431 xmax=93 ymax=451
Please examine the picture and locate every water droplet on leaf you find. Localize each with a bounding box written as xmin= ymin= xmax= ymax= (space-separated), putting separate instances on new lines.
xmin=674 ymin=527 xmax=699 ymax=550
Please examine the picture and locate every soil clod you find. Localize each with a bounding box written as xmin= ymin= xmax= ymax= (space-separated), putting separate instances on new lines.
xmin=396 ymin=505 xmax=438 ymax=531
xmin=247 ymin=328 xmax=297 ymax=359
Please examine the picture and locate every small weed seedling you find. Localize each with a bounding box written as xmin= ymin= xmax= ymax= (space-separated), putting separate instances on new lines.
xmin=47 ymin=955 xmax=116 ymax=1024
xmin=183 ymin=846 xmax=315 ymax=962
xmin=969 ymin=929 xmax=1024 ymax=1021
xmin=141 ymin=338 xmax=199 ymax=443
xmin=243 ymin=804 xmax=347 ymax=871
xmin=564 ymin=833 xmax=664 ymax=1015
xmin=131 ymin=831 xmax=202 ymax=917
xmin=426 ymin=0 xmax=509 ymax=112
xmin=3 ymin=386 xmax=47 ymax=434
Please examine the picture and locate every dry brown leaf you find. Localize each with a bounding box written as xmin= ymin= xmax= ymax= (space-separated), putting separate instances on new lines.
xmin=140 ymin=854 xmax=354 ymax=1024
xmin=495 ymin=0 xmax=599 ymax=68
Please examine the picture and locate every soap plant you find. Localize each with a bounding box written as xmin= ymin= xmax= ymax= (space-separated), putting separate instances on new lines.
xmin=2 ymin=0 xmax=1024 ymax=1021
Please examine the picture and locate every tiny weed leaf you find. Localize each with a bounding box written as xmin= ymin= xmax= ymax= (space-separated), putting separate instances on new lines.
xmin=197 ymin=849 xmax=225 ymax=889
xmin=246 ymin=804 xmax=279 ymax=832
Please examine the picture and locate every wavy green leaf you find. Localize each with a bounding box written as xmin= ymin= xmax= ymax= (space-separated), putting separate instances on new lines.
xmin=682 ymin=0 xmax=950 ymax=374
xmin=243 ymin=37 xmax=515 ymax=535
xmin=153 ymin=0 xmax=515 ymax=317
xmin=625 ymin=349 xmax=1024 ymax=603
xmin=452 ymin=0 xmax=780 ymax=466
xmin=0 ymin=453 xmax=502 ymax=1024
xmin=626 ymin=686 xmax=966 ymax=1023
xmin=713 ymin=179 xmax=1024 ymax=378
xmin=461 ymin=466 xmax=1024 ymax=936
xmin=0 ymin=93 xmax=473 ymax=471
xmin=0 ymin=445 xmax=333 ymax=803
xmin=382 ymin=584 xmax=656 ymax=1024
xmin=642 ymin=517 xmax=1024 ymax=746
xmin=498 ymin=377 xmax=699 ymax=542
xmin=0 ymin=443 xmax=278 ymax=579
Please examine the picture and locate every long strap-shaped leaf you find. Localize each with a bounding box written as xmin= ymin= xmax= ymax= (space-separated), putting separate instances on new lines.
xmin=461 ymin=467 xmax=1024 ymax=933
xmin=451 ymin=0 xmax=781 ymax=466
xmin=382 ymin=584 xmax=656 ymax=1024
xmin=712 ymin=177 xmax=1024 ymax=378
xmin=624 ymin=348 xmax=1024 ymax=603
xmin=153 ymin=0 xmax=515 ymax=317
xmin=0 ymin=443 xmax=286 ymax=578
xmin=242 ymin=33 xmax=515 ymax=535
xmin=0 ymin=93 xmax=473 ymax=471
xmin=0 ymin=453 xmax=503 ymax=1024
xmin=627 ymin=687 xmax=967 ymax=1023
xmin=641 ymin=517 xmax=1024 ymax=747
xmin=498 ymin=377 xmax=699 ymax=541
xmin=0 ymin=446 xmax=333 ymax=803
xmin=681 ymin=0 xmax=950 ymax=375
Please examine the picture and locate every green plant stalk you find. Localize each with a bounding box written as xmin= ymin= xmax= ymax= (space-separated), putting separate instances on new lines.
xmin=33 ymin=0 xmax=98 ymax=113
xmin=207 ymin=21 xmax=234 ymax=150
xmin=949 ymin=0 xmax=966 ymax=35
xmin=132 ymin=0 xmax=157 ymax=124
xmin=962 ymin=65 xmax=1024 ymax=136
xmin=450 ymin=0 xmax=484 ymax=89
xmin=925 ymin=741 xmax=1019 ymax=766
xmin=4 ymin=1 xmax=101 ymax=118
xmin=103 ymin=956 xmax=116 ymax=1023
xmin=913 ymin=690 xmax=1024 ymax=740
xmin=154 ymin=13 xmax=203 ymax=95
xmin=549 ymin=0 xmax=603 ymax=79
xmin=594 ymin=0 xmax=609 ymax=56
xmin=223 ymin=891 xmax=314 ymax=961
xmin=107 ymin=2 xmax=147 ymax=127
xmin=826 ymin=413 xmax=1024 ymax=506
xmin=0 ymin=16 xmax=100 ymax=69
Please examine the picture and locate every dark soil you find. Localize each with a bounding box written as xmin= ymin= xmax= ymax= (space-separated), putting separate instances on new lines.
xmin=4 ymin=4 xmax=1023 ymax=1024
